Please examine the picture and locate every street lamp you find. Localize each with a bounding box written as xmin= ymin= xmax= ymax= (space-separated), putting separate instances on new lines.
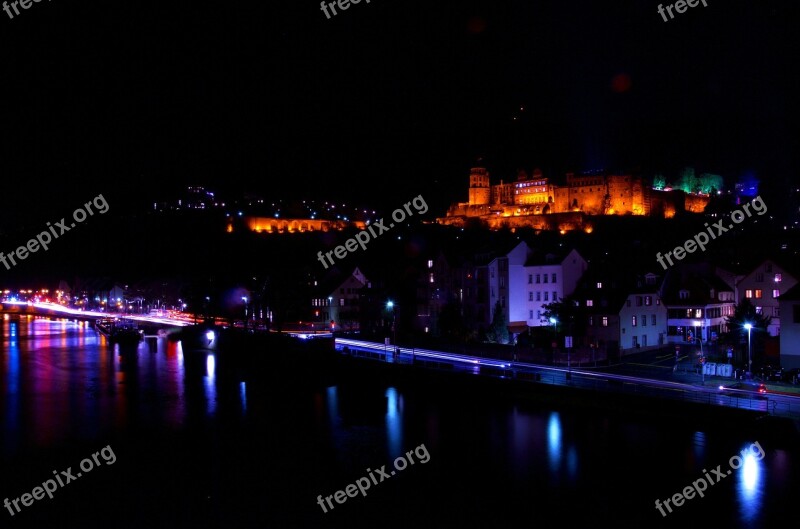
xmin=694 ymin=321 xmax=704 ymax=383
xmin=549 ymin=317 xmax=558 ymax=365
xmin=242 ymin=296 xmax=249 ymax=330
xmin=744 ymin=322 xmax=753 ymax=378
xmin=387 ymin=301 xmax=397 ymax=361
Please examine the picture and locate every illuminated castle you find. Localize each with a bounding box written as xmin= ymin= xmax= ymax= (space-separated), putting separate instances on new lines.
xmin=440 ymin=166 xmax=709 ymax=231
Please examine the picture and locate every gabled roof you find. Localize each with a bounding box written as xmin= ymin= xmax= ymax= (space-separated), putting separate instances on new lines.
xmin=524 ymin=247 xmax=580 ymax=267
xmin=660 ymin=264 xmax=734 ymax=305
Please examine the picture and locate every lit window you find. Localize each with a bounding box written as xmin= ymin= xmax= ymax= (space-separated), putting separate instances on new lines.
xmin=428 ymin=259 xmax=433 ymax=269
xmin=597 ymin=282 xmax=602 ymax=289
xmin=586 ymin=300 xmax=593 ymax=307
xmin=755 ymin=290 xmax=763 ymax=299
xmin=602 ymin=317 xmax=608 ymax=327
xmin=773 ymin=289 xmax=780 ymax=298
xmin=756 ymin=306 xmax=763 ymax=315
xmin=632 ymin=316 xmax=637 ymax=327
xmin=775 ymin=274 xmax=782 ymax=282
xmin=695 ymin=309 xmax=702 ymax=318
xmin=745 ymin=289 xmax=753 ymax=299
xmin=645 ymin=296 xmax=652 ymax=306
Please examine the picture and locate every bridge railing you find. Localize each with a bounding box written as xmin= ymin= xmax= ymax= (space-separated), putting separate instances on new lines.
xmin=336 ymin=339 xmax=799 ymax=419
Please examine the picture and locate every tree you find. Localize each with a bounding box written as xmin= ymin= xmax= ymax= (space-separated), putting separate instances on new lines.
xmin=677 ymin=167 xmax=699 ymax=194
xmin=724 ymin=298 xmax=771 ymax=364
xmin=485 ymin=300 xmax=509 ymax=344
xmin=652 ymin=174 xmax=666 ymax=190
xmin=541 ymin=296 xmax=587 ymax=339
xmin=698 ymin=173 xmax=723 ymax=195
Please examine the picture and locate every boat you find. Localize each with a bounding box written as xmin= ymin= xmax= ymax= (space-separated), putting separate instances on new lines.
xmin=95 ymin=317 xmax=144 ymax=345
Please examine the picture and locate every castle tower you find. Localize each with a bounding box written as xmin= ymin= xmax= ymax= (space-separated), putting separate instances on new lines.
xmin=468 ymin=166 xmax=491 ymax=206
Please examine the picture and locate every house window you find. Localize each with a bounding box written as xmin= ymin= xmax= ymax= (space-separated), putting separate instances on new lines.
xmin=651 ymin=315 xmax=656 ymax=326
xmin=529 ymin=310 xmax=534 ymax=319
xmin=745 ymin=290 xmax=753 ymax=299
xmin=602 ymin=317 xmax=608 ymax=327
xmin=773 ymin=289 xmax=780 ymax=298
xmin=586 ymin=300 xmax=593 ymax=307
xmin=636 ymin=296 xmax=643 ymax=307
xmin=645 ymin=296 xmax=652 ymax=306
xmin=543 ymin=274 xmax=549 ymax=284
xmin=537 ymin=310 xmax=541 ymax=320
xmin=544 ymin=292 xmax=549 ymax=301
xmin=536 ymin=274 xmax=541 ymax=284
xmin=529 ymin=292 xmax=534 ymax=301
xmin=428 ymin=259 xmax=433 ymax=268
xmin=528 ymin=274 xmax=533 ymax=284
xmin=429 ymin=273 xmax=434 ymax=283
xmin=339 ymin=299 xmax=345 ymax=306
xmin=597 ymin=282 xmax=603 ymax=289
xmin=536 ymin=292 xmax=541 ymax=301
xmin=755 ymin=290 xmax=763 ymax=299
xmin=588 ymin=316 xmax=594 ymax=326
xmin=679 ymin=290 xmax=689 ymax=300
xmin=552 ymin=273 xmax=557 ymax=283
xmin=756 ymin=273 xmax=764 ymax=282
xmin=553 ymin=291 xmax=557 ymax=301
xmin=775 ymin=274 xmax=782 ymax=283
xmin=632 ymin=316 xmax=637 ymax=327
xmin=756 ymin=306 xmax=763 ymax=315
xmin=774 ymin=307 xmax=780 ymax=317
xmin=694 ymin=309 xmax=702 ymax=318
xmin=500 ymin=277 xmax=505 ymax=287
xmin=642 ymin=315 xmax=647 ymax=327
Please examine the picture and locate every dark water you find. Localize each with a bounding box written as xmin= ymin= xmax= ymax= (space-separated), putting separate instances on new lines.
xmin=1 ymin=315 xmax=798 ymax=528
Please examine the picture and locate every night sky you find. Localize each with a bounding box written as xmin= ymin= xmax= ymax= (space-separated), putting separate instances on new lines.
xmin=0 ymin=0 xmax=797 ymax=223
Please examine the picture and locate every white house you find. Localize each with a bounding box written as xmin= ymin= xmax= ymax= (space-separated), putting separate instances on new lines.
xmin=618 ymin=291 xmax=669 ymax=351
xmin=523 ymin=248 xmax=588 ymax=327
xmin=777 ymin=284 xmax=800 ymax=369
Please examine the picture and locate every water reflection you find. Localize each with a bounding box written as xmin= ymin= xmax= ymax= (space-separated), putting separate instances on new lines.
xmin=385 ymin=387 xmax=403 ymax=459
xmin=736 ymin=442 xmax=765 ymax=522
xmin=548 ymin=412 xmax=562 ymax=473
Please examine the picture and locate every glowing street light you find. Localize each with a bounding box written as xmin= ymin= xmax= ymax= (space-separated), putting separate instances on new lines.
xmin=744 ymin=323 xmax=753 ymax=377
xmin=387 ymin=301 xmax=397 ymax=361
